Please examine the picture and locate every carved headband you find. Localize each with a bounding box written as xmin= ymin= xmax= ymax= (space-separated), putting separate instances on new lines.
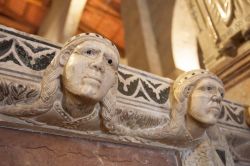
xmin=173 ymin=69 xmax=224 ymax=102
xmin=63 ymin=33 xmax=120 ymax=58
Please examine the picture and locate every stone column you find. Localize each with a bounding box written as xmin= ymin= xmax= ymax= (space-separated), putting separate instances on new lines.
xmin=121 ymin=0 xmax=176 ymax=76
xmin=38 ymin=0 xmax=87 ymax=43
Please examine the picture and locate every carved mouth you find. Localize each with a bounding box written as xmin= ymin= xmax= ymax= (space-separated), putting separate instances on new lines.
xmin=209 ymin=107 xmax=221 ymax=116
xmin=82 ymin=76 xmax=101 ymax=84
xmin=210 ymin=107 xmax=220 ymax=110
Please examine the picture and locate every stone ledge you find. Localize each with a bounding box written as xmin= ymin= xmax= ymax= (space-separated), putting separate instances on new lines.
xmin=0 ymin=127 xmax=180 ymax=166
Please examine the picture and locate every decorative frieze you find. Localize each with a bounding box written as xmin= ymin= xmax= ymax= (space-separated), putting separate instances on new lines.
xmin=0 ymin=25 xmax=249 ymax=165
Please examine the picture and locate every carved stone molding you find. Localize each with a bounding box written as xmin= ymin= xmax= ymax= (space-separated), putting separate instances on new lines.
xmin=117 ymin=65 xmax=172 ymax=114
xmin=0 ymin=27 xmax=59 ymax=71
xmin=0 ymin=25 xmax=249 ymax=165
xmin=219 ymin=100 xmax=249 ymax=131
xmin=188 ymin=0 xmax=250 ymax=67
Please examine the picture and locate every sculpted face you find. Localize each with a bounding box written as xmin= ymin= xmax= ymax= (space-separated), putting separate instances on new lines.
xmin=62 ymin=40 xmax=119 ymax=101
xmin=188 ymin=78 xmax=224 ymax=125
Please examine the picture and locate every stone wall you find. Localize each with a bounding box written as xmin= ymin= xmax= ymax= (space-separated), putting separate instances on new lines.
xmin=0 ymin=127 xmax=180 ymax=166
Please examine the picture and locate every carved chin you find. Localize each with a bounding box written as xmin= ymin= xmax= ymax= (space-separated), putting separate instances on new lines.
xmin=205 ymin=118 xmax=217 ymax=125
xmin=79 ymin=85 xmax=99 ymax=98
xmin=197 ymin=116 xmax=218 ymax=125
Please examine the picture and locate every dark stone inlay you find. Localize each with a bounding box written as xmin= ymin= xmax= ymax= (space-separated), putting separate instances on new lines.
xmin=15 ymin=43 xmax=31 ymax=65
xmin=135 ymin=88 xmax=149 ymax=101
xmin=0 ymin=40 xmax=13 ymax=55
xmin=30 ymin=53 xmax=55 ymax=71
xmin=147 ymin=80 xmax=162 ymax=89
xmin=0 ymin=27 xmax=61 ymax=49
xmin=23 ymin=41 xmax=51 ymax=53
xmin=0 ymin=37 xmax=56 ymax=71
xmin=118 ymin=70 xmax=133 ymax=80
xmin=140 ymin=79 xmax=169 ymax=104
xmin=14 ymin=43 xmax=55 ymax=71
xmin=0 ymin=53 xmax=20 ymax=66
xmin=221 ymin=104 xmax=244 ymax=125
xmin=226 ymin=104 xmax=244 ymax=124
xmin=118 ymin=77 xmax=139 ymax=96
xmin=216 ymin=149 xmax=226 ymax=166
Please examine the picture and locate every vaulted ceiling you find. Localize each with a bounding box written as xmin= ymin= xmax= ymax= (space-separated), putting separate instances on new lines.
xmin=0 ymin=0 xmax=124 ymax=51
xmin=79 ymin=0 xmax=124 ymax=49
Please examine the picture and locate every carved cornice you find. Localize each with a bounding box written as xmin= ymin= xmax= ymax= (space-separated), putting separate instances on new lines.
xmin=188 ymin=0 xmax=250 ymax=92
xmin=0 ymin=24 xmax=248 ymax=132
xmin=211 ymin=42 xmax=250 ymax=90
xmin=0 ymin=25 xmax=249 ymax=165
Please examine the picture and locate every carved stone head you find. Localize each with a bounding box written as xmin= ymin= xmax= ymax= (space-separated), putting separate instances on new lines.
xmin=173 ymin=69 xmax=224 ymax=125
xmin=40 ymin=33 xmax=120 ymax=105
xmin=61 ymin=34 xmax=120 ymax=102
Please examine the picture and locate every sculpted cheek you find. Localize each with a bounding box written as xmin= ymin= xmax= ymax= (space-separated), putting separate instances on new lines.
xmin=105 ymin=70 xmax=116 ymax=83
xmin=65 ymin=66 xmax=75 ymax=80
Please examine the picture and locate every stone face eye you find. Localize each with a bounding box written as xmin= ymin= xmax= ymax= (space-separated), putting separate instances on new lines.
xmin=86 ymin=49 xmax=94 ymax=55
xmin=82 ymin=48 xmax=98 ymax=56
xmin=87 ymin=50 xmax=92 ymax=54
xmin=207 ymin=86 xmax=212 ymax=91
xmin=221 ymin=93 xmax=224 ymax=98
xmin=108 ymin=59 xmax=113 ymax=64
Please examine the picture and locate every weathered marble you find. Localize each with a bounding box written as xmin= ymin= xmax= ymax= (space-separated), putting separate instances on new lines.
xmin=110 ymin=69 xmax=234 ymax=166
xmin=0 ymin=127 xmax=179 ymax=166
xmin=0 ymin=25 xmax=249 ymax=165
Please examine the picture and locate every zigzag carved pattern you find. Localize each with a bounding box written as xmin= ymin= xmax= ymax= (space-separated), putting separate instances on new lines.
xmin=118 ymin=70 xmax=170 ymax=105
xmin=0 ymin=38 xmax=56 ymax=71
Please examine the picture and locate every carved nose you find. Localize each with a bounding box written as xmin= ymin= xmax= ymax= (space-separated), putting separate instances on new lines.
xmin=211 ymin=95 xmax=222 ymax=103
xmin=90 ymin=56 xmax=105 ymax=72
